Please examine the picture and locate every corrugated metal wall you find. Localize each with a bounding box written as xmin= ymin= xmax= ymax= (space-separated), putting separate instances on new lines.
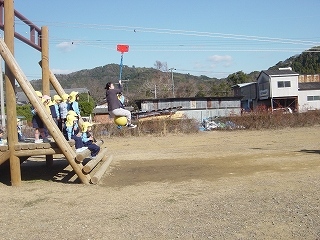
xmin=139 ymin=98 xmax=241 ymax=122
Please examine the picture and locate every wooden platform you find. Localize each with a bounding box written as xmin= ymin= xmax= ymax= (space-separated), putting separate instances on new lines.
xmin=0 ymin=140 xmax=75 ymax=165
xmin=0 ymin=140 xmax=111 ymax=184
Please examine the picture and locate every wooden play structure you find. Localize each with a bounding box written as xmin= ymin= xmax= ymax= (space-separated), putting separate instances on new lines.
xmin=0 ymin=0 xmax=112 ymax=186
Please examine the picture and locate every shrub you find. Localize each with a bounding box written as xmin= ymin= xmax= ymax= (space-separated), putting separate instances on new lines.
xmin=222 ymin=110 xmax=320 ymax=130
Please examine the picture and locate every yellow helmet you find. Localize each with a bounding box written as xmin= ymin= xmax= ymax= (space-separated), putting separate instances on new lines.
xmin=67 ymin=110 xmax=78 ymax=117
xmin=62 ymin=94 xmax=69 ymax=101
xmin=66 ymin=114 xmax=77 ymax=127
xmin=35 ymin=91 xmax=42 ymax=97
xmin=81 ymin=121 xmax=93 ymax=132
xmin=69 ymin=91 xmax=79 ymax=102
xmin=53 ymin=95 xmax=62 ymax=101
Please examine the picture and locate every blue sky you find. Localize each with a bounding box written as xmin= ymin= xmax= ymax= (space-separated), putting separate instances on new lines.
xmin=8 ymin=0 xmax=320 ymax=80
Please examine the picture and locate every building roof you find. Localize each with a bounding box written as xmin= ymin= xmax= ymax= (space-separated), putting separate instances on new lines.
xmin=298 ymin=82 xmax=320 ymax=90
xmin=231 ymin=82 xmax=256 ymax=88
xmin=16 ymin=88 xmax=89 ymax=103
xmin=136 ymin=96 xmax=242 ymax=102
xmin=262 ymin=69 xmax=299 ymax=77
xmin=92 ymin=104 xmax=108 ymax=114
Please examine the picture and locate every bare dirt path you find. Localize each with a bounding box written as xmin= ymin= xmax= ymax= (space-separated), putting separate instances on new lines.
xmin=1 ymin=126 xmax=320 ymax=239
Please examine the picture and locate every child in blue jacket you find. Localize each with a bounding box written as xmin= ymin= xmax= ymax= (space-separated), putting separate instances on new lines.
xmin=81 ymin=122 xmax=100 ymax=159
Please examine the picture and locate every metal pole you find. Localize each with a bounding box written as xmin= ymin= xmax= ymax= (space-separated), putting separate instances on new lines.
xmin=169 ymin=67 xmax=176 ymax=98
xmin=121 ymin=79 xmax=130 ymax=95
xmin=119 ymin=53 xmax=123 ymax=81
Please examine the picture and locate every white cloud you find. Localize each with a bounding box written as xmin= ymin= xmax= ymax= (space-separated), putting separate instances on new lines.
xmin=51 ymin=68 xmax=74 ymax=75
xmin=208 ymin=55 xmax=233 ymax=67
xmin=56 ymin=41 xmax=76 ymax=52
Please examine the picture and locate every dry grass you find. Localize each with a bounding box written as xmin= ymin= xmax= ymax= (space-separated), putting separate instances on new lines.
xmin=224 ymin=110 xmax=320 ymax=130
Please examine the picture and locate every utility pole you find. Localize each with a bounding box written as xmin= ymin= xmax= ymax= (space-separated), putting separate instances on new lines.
xmin=122 ymin=79 xmax=130 ymax=95
xmin=169 ymin=67 xmax=176 ymax=98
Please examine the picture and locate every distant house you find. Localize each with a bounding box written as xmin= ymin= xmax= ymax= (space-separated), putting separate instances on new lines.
xmin=233 ymin=69 xmax=320 ymax=112
xmin=232 ymin=82 xmax=256 ymax=111
xmin=92 ymin=104 xmax=111 ymax=123
xmin=256 ymin=68 xmax=299 ymax=111
xmin=135 ymin=96 xmax=242 ymax=122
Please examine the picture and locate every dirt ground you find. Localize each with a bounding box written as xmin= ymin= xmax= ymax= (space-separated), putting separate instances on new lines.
xmin=1 ymin=126 xmax=320 ymax=239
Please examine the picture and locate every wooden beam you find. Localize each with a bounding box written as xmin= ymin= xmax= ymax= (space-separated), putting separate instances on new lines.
xmin=82 ymin=147 xmax=108 ymax=173
xmin=49 ymin=68 xmax=65 ymax=97
xmin=14 ymin=148 xmax=63 ymax=157
xmin=38 ymin=60 xmax=66 ymax=97
xmin=91 ymin=155 xmax=113 ymax=184
xmin=41 ymin=26 xmax=50 ymax=96
xmin=0 ymin=150 xmax=10 ymax=165
xmin=0 ymin=39 xmax=90 ymax=185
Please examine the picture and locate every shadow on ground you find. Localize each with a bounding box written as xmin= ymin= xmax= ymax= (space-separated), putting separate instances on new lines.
xmin=0 ymin=157 xmax=92 ymax=185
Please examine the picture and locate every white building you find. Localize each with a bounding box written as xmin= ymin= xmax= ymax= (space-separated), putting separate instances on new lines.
xmin=298 ymin=82 xmax=320 ymax=111
xmin=234 ymin=69 xmax=320 ymax=112
xmin=257 ymin=69 xmax=299 ymax=111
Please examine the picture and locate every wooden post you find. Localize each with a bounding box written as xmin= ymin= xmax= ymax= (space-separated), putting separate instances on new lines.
xmin=46 ymin=155 xmax=53 ymax=167
xmin=0 ymin=39 xmax=90 ymax=185
xmin=40 ymin=26 xmax=54 ymax=164
xmin=4 ymin=0 xmax=21 ymax=186
xmin=38 ymin=61 xmax=66 ymax=97
xmin=41 ymin=26 xmax=50 ymax=96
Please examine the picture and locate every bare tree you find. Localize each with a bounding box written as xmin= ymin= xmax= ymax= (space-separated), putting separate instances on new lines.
xmin=138 ymin=61 xmax=172 ymax=99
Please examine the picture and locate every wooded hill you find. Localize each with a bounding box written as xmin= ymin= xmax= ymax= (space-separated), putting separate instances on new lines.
xmin=28 ymin=47 xmax=320 ymax=105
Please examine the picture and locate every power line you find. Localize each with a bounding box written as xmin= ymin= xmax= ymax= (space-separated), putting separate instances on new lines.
xmin=14 ymin=20 xmax=320 ymax=47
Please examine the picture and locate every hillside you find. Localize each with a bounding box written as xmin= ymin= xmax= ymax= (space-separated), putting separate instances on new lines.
xmin=270 ymin=46 xmax=320 ymax=74
xmin=29 ymin=48 xmax=320 ymax=103
xmin=30 ymin=63 xmax=222 ymax=104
